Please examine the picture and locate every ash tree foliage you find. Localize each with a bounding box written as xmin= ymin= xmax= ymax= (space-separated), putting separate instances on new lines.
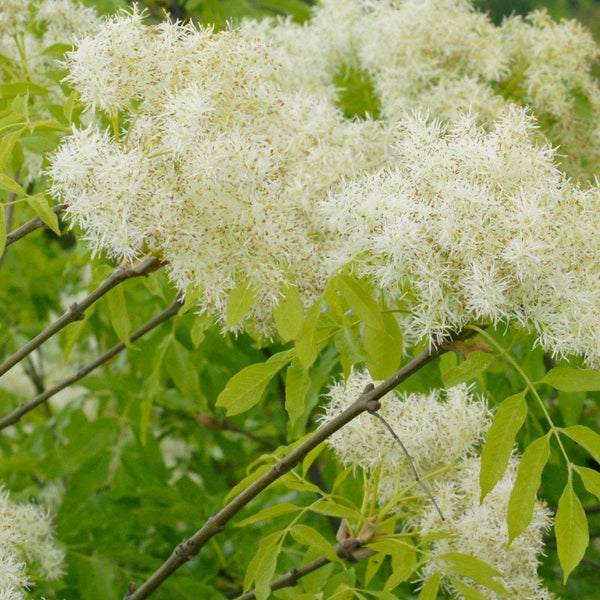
xmin=4 ymin=1 xmax=600 ymax=600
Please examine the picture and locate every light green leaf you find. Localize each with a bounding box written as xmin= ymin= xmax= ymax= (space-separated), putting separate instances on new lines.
xmin=63 ymin=89 xmax=78 ymax=123
xmin=556 ymin=479 xmax=588 ymax=583
xmin=0 ymin=127 xmax=25 ymax=171
xmin=216 ymin=349 xmax=295 ymax=416
xmin=383 ymin=543 xmax=417 ymax=590
xmin=0 ymin=173 xmax=24 ymax=195
xmin=106 ymin=285 xmax=132 ymax=347
xmin=285 ymin=360 xmax=311 ymax=427
xmin=562 ymin=425 xmax=600 ymax=464
xmin=302 ymin=441 xmax=325 ymax=476
xmin=166 ymin=338 xmax=203 ymax=405
xmin=244 ymin=531 xmax=280 ymax=600
xmin=225 ymin=463 xmax=273 ymax=503
xmin=575 ymin=465 xmax=600 ymax=500
xmin=0 ymin=204 xmax=5 ymax=257
xmin=542 ymin=366 xmax=600 ymax=391
xmin=335 ymin=326 xmax=366 ymax=376
xmin=336 ymin=274 xmax=383 ymax=330
xmin=364 ymin=311 xmax=403 ymax=379
xmin=273 ymin=283 xmax=304 ymax=341
xmin=480 ymin=391 xmax=527 ymax=501
xmin=310 ymin=500 xmax=363 ymax=520
xmin=26 ymin=193 xmax=60 ymax=234
xmin=365 ymin=552 xmax=386 ymax=586
xmin=418 ymin=571 xmax=441 ymax=600
xmin=295 ymin=298 xmax=322 ymax=368
xmin=226 ymin=278 xmax=257 ymax=327
xmin=441 ymin=351 xmax=494 ymax=388
xmin=290 ymin=524 xmax=342 ymax=565
xmin=235 ymin=503 xmax=300 ymax=527
xmin=507 ymin=434 xmax=550 ymax=543
xmin=448 ymin=577 xmax=488 ymax=600
xmin=441 ymin=552 xmax=508 ymax=596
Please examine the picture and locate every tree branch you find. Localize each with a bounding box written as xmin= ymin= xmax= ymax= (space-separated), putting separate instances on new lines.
xmin=124 ymin=328 xmax=477 ymax=599
xmin=4 ymin=203 xmax=66 ymax=247
xmin=0 ymin=255 xmax=162 ymax=378
xmin=0 ymin=296 xmax=181 ymax=430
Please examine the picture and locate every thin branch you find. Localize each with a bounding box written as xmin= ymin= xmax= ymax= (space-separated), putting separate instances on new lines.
xmin=0 ymin=296 xmax=181 ymax=430
xmin=124 ymin=328 xmax=477 ymax=600
xmin=194 ymin=413 xmax=278 ymax=449
xmin=0 ymin=255 xmax=162 ymax=378
xmin=368 ymin=410 xmax=443 ymax=520
xmin=4 ymin=202 xmax=66 ymax=247
xmin=230 ymin=537 xmax=369 ymax=600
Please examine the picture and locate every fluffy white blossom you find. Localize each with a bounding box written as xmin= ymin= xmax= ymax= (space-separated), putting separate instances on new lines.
xmin=323 ymin=107 xmax=600 ymax=364
xmin=418 ymin=456 xmax=553 ymax=600
xmin=50 ymin=11 xmax=389 ymax=334
xmin=322 ymin=370 xmax=552 ymax=600
xmin=0 ymin=487 xmax=64 ymax=600
xmin=322 ymin=371 xmax=491 ymax=502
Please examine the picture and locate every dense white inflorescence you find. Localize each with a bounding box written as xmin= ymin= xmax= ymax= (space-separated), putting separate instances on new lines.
xmin=48 ymin=0 xmax=600 ymax=359
xmin=0 ymin=487 xmax=64 ymax=600
xmin=49 ymin=9 xmax=389 ymax=335
xmin=322 ymin=370 xmax=552 ymax=599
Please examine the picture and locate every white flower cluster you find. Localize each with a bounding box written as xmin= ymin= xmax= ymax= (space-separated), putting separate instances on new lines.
xmin=322 ymin=370 xmax=552 ymax=600
xmin=49 ymin=9 xmax=388 ymax=334
xmin=0 ymin=487 xmax=64 ymax=600
xmin=48 ymin=2 xmax=600 ymax=361
xmin=323 ymin=107 xmax=600 ymax=363
xmin=253 ymin=0 xmax=600 ymax=178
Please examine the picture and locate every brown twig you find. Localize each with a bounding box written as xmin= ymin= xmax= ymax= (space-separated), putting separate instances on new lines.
xmin=0 ymin=255 xmax=162 ymax=378
xmin=4 ymin=202 xmax=66 ymax=247
xmin=124 ymin=328 xmax=477 ymax=599
xmin=0 ymin=296 xmax=181 ymax=430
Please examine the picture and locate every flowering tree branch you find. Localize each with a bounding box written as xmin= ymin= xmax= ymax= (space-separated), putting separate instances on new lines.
xmin=0 ymin=295 xmax=181 ymax=430
xmin=124 ymin=327 xmax=477 ymax=600
xmin=0 ymin=255 xmax=162 ymax=378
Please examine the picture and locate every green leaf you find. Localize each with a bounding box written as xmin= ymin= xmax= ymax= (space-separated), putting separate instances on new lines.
xmin=448 ymin=577 xmax=488 ymax=600
xmin=310 ymin=500 xmax=363 ymax=520
xmin=364 ymin=311 xmax=403 ymax=379
xmin=0 ymin=127 xmax=25 ymax=171
xmin=290 ymin=524 xmax=342 ymax=565
xmin=295 ymin=298 xmax=322 ymax=368
xmin=106 ymin=285 xmax=132 ymax=346
xmin=418 ymin=571 xmax=441 ymax=600
xmin=335 ymin=326 xmax=366 ymax=375
xmin=166 ymin=338 xmax=203 ymax=405
xmin=575 ymin=465 xmax=600 ymax=500
xmin=555 ymin=479 xmax=588 ymax=583
xmin=441 ymin=351 xmax=494 ymax=387
xmin=480 ymin=391 xmax=527 ymax=501
xmin=441 ymin=552 xmax=508 ymax=596
xmin=226 ymin=278 xmax=257 ymax=327
xmin=507 ymin=434 xmax=550 ymax=543
xmin=216 ymin=349 xmax=295 ymax=415
xmin=336 ymin=274 xmax=384 ymax=330
xmin=542 ymin=366 xmax=600 ymax=391
xmin=285 ymin=360 xmax=311 ymax=427
xmin=26 ymin=193 xmax=61 ymax=234
xmin=0 ymin=173 xmax=24 ymax=195
xmin=383 ymin=543 xmax=417 ymax=590
xmin=562 ymin=425 xmax=600 ymax=464
xmin=235 ymin=503 xmax=300 ymax=527
xmin=0 ymin=204 xmax=5 ymax=258
xmin=244 ymin=531 xmax=281 ymax=600
xmin=273 ymin=283 xmax=304 ymax=341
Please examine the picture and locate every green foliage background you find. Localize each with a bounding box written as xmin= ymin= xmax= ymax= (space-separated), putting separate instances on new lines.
xmin=2 ymin=1 xmax=600 ymax=599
